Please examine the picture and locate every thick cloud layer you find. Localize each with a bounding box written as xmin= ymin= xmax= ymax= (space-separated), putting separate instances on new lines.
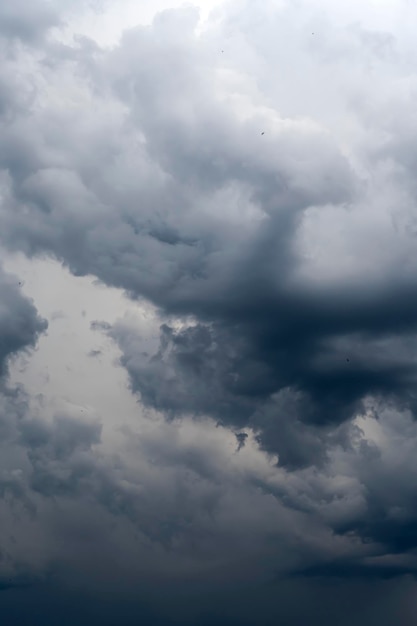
xmin=1 ymin=0 xmax=417 ymax=623
xmin=53 ymin=5 xmax=417 ymax=445
xmin=1 ymin=0 xmax=417 ymax=438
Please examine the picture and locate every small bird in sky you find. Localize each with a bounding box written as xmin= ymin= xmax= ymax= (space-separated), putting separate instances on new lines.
xmin=261 ymin=131 xmax=265 ymax=135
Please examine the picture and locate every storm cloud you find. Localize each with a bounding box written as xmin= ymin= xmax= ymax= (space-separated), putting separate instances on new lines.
xmin=1 ymin=0 xmax=417 ymax=623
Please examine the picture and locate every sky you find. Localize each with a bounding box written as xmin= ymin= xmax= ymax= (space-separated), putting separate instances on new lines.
xmin=2 ymin=0 xmax=417 ymax=623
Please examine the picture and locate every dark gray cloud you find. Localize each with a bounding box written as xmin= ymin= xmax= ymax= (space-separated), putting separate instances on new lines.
xmin=0 ymin=370 xmax=416 ymax=624
xmin=3 ymin=574 xmax=417 ymax=626
xmin=0 ymin=267 xmax=47 ymax=376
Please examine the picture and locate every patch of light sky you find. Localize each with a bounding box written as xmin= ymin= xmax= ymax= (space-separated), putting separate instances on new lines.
xmin=2 ymin=253 xmax=160 ymax=451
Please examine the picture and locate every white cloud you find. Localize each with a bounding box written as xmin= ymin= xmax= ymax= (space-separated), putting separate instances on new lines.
xmin=58 ymin=0 xmax=228 ymax=47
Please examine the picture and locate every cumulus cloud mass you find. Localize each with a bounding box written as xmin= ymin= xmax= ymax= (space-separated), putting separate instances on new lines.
xmin=2 ymin=0 xmax=417 ymax=623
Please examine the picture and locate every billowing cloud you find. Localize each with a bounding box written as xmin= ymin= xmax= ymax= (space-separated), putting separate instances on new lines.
xmin=1 ymin=0 xmax=417 ymax=623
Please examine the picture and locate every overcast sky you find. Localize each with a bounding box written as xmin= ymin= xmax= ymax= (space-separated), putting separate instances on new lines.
xmin=2 ymin=0 xmax=417 ymax=623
